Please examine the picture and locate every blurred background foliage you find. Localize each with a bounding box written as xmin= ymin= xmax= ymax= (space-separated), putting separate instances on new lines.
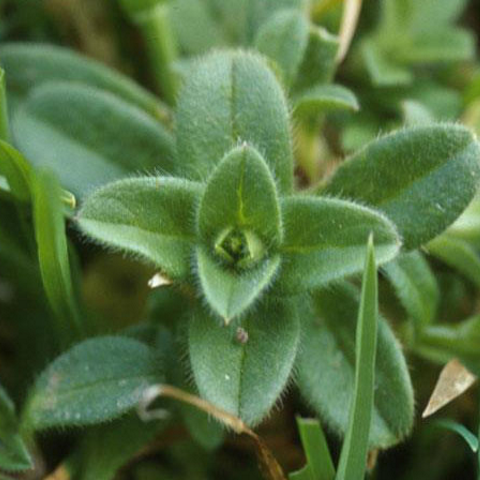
xmin=1 ymin=1 xmax=480 ymax=479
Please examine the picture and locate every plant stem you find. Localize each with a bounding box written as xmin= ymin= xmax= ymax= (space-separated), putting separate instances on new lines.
xmin=134 ymin=4 xmax=178 ymax=105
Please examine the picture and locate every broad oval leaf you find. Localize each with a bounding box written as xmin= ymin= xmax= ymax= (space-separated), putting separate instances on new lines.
xmin=296 ymin=283 xmax=414 ymax=449
xmin=13 ymin=82 xmax=175 ymax=197
xmin=0 ymin=42 xmax=167 ymax=120
xmin=276 ymin=196 xmax=400 ymax=293
xmin=324 ymin=124 xmax=480 ymax=250
xmin=196 ymin=246 xmax=280 ymax=320
xmin=24 ymin=336 xmax=163 ymax=430
xmin=189 ymin=299 xmax=300 ymax=426
xmin=197 ymin=144 xmax=282 ymax=249
xmin=32 ymin=169 xmax=82 ymax=346
xmin=0 ymin=384 xmax=33 ymax=472
xmin=78 ymin=177 xmax=202 ymax=280
xmin=254 ymin=8 xmax=309 ymax=87
xmin=176 ymin=50 xmax=294 ymax=193
xmin=383 ymin=251 xmax=439 ymax=328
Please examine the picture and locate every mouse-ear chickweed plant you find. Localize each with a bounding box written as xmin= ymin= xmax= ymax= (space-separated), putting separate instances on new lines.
xmin=1 ymin=1 xmax=480 ymax=479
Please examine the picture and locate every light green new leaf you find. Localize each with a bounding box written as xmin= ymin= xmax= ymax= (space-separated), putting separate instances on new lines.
xmin=336 ymin=239 xmax=377 ymax=480
xmin=276 ymin=196 xmax=400 ymax=293
xmin=289 ymin=417 xmax=335 ymax=480
xmin=13 ymin=82 xmax=175 ymax=197
xmin=78 ymin=177 xmax=202 ymax=280
xmin=197 ymin=145 xmax=282 ymax=249
xmin=0 ymin=384 xmax=32 ymax=472
xmin=0 ymin=140 xmax=31 ymax=202
xmin=32 ymin=169 xmax=82 ymax=346
xmin=325 ymin=125 xmax=480 ymax=250
xmin=293 ymin=26 xmax=339 ymax=91
xmin=176 ymin=51 xmax=294 ymax=193
xmin=24 ymin=336 xmax=163 ymax=430
xmin=0 ymin=42 xmax=167 ymax=120
xmin=427 ymin=234 xmax=480 ymax=289
xmin=196 ymin=246 xmax=280 ymax=320
xmin=401 ymin=100 xmax=435 ymax=126
xmin=295 ymin=84 xmax=359 ymax=117
xmin=296 ymin=283 xmax=414 ymax=449
xmin=254 ymin=8 xmax=309 ymax=87
xmin=77 ymin=414 xmax=167 ymax=480
xmin=189 ymin=299 xmax=300 ymax=426
xmin=445 ymin=195 xmax=480 ymax=248
xmin=383 ymin=251 xmax=439 ymax=328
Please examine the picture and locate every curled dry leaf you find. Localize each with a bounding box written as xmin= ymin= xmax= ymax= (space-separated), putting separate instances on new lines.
xmin=422 ymin=358 xmax=478 ymax=418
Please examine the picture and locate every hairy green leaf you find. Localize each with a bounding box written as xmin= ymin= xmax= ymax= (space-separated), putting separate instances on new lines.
xmin=196 ymin=246 xmax=280 ymax=320
xmin=325 ymin=125 xmax=480 ymax=250
xmin=13 ymin=82 xmax=175 ymax=197
xmin=295 ymin=84 xmax=359 ymax=117
xmin=78 ymin=177 xmax=202 ymax=280
xmin=0 ymin=384 xmax=32 ymax=472
xmin=176 ymin=50 xmax=293 ymax=193
xmin=32 ymin=169 xmax=82 ymax=346
xmin=24 ymin=336 xmax=163 ymax=430
xmin=336 ymin=238 xmax=377 ymax=480
xmin=276 ymin=196 xmax=400 ymax=292
xmin=189 ymin=299 xmax=300 ymax=426
xmin=254 ymin=8 xmax=309 ymax=87
xmin=198 ymin=145 xmax=282 ymax=250
xmin=0 ymin=42 xmax=167 ymax=120
xmin=383 ymin=251 xmax=439 ymax=327
xmin=296 ymin=283 xmax=414 ymax=448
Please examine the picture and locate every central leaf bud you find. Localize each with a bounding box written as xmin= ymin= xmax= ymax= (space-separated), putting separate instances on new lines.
xmin=214 ymin=227 xmax=265 ymax=269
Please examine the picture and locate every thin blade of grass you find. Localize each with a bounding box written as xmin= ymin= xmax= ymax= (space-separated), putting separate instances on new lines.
xmin=335 ymin=235 xmax=378 ymax=480
xmin=434 ymin=419 xmax=478 ymax=452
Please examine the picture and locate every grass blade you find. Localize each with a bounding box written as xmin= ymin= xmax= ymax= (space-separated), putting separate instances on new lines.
xmin=335 ymin=235 xmax=378 ymax=480
xmin=290 ymin=417 xmax=335 ymax=480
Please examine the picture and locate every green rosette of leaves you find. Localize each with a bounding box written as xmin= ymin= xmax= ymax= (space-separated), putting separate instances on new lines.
xmin=76 ymin=50 xmax=480 ymax=442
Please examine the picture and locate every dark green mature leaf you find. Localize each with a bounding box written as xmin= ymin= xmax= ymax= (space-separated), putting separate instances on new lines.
xmin=293 ymin=26 xmax=339 ymax=92
xmin=295 ymin=84 xmax=359 ymax=117
xmin=24 ymin=336 xmax=163 ymax=430
xmin=383 ymin=251 xmax=439 ymax=328
xmin=276 ymin=196 xmax=400 ymax=293
xmin=336 ymin=238 xmax=377 ymax=480
xmin=0 ymin=42 xmax=168 ymax=120
xmin=78 ymin=177 xmax=202 ymax=280
xmin=197 ymin=144 xmax=282 ymax=248
xmin=254 ymin=8 xmax=309 ymax=87
xmin=324 ymin=125 xmax=480 ymax=250
xmin=296 ymin=283 xmax=414 ymax=448
xmin=0 ymin=140 xmax=31 ymax=202
xmin=289 ymin=418 xmax=335 ymax=480
xmin=0 ymin=384 xmax=32 ymax=472
xmin=13 ymin=82 xmax=175 ymax=197
xmin=77 ymin=414 xmax=167 ymax=480
xmin=189 ymin=299 xmax=300 ymax=426
xmin=176 ymin=50 xmax=294 ymax=193
xmin=427 ymin=234 xmax=480 ymax=288
xmin=196 ymin=247 xmax=280 ymax=320
xmin=32 ymin=169 xmax=82 ymax=346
